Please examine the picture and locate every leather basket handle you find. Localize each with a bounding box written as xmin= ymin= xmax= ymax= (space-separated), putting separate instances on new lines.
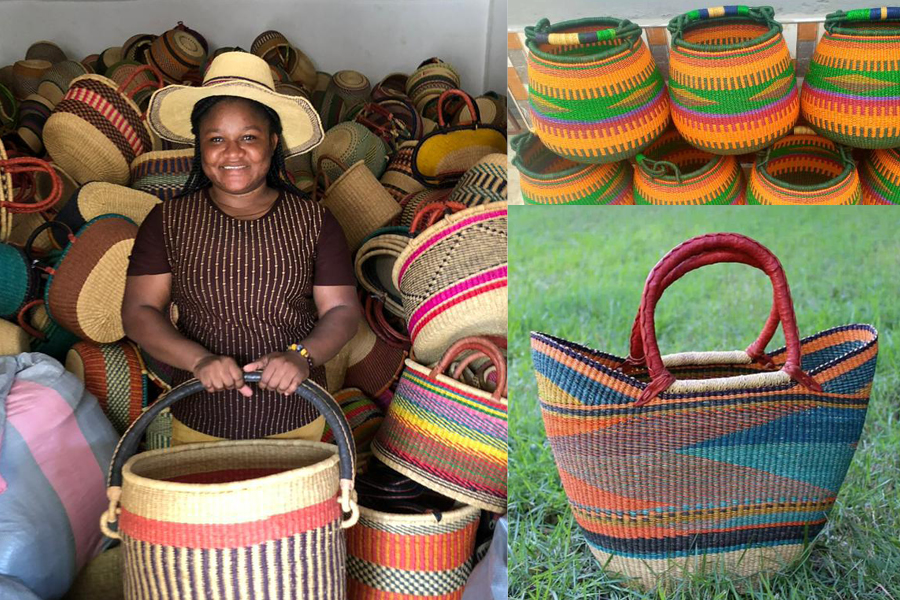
xmin=430 ymin=336 xmax=507 ymax=401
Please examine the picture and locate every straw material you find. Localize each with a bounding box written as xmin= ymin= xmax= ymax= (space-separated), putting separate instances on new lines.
xmin=372 ymin=73 xmax=410 ymax=102
xmin=526 ymin=18 xmax=670 ymax=163
xmin=312 ymin=121 xmax=389 ymax=181
xmin=861 ymin=147 xmax=900 ymax=205
xmin=0 ymin=82 xmax=16 ymax=133
xmin=452 ymin=93 xmax=507 ymax=129
xmin=66 ymin=340 xmax=148 ymax=434
xmin=24 ymin=301 xmax=79 ymax=361
xmin=406 ymin=58 xmax=460 ymax=116
xmin=320 ymin=70 xmax=372 ymax=130
xmin=447 ymin=153 xmax=508 ymax=207
xmin=324 ymin=342 xmax=351 ymax=393
xmin=397 ymin=189 xmax=452 ymax=227
xmin=37 ymin=60 xmax=89 ymax=106
xmin=355 ymin=227 xmax=411 ymax=317
xmin=149 ymin=23 xmax=208 ymax=83
xmin=123 ymin=34 xmax=156 ymax=64
xmin=380 ymin=140 xmax=425 ymax=202
xmin=46 ymin=215 xmax=137 ymax=343
xmin=391 ymin=202 xmax=507 ymax=364
xmin=748 ymin=134 xmax=861 ymax=205
xmin=801 ymin=9 xmax=900 ymax=149
xmin=0 ymin=319 xmax=29 ymax=355
xmin=16 ymin=94 xmax=55 ymax=154
xmin=344 ymin=316 xmax=408 ymax=399
xmin=53 ymin=182 xmax=158 ymax=244
xmin=26 ymin=41 xmax=67 ymax=64
xmin=321 ymin=388 xmax=384 ymax=455
xmin=129 ymin=148 xmax=194 ymax=201
xmin=667 ymin=6 xmax=799 ymax=154
xmin=143 ymin=407 xmax=172 ymax=450
xmin=98 ymin=47 xmax=125 ymax=76
xmin=12 ymin=59 xmax=52 ymax=99
xmin=634 ymin=128 xmax=746 ymax=204
xmin=347 ymin=503 xmax=480 ymax=600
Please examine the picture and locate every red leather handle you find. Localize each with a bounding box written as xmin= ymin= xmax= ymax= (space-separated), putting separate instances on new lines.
xmin=407 ymin=200 xmax=467 ymax=234
xmin=0 ymin=157 xmax=62 ymax=213
xmin=364 ymin=294 xmax=409 ymax=349
xmin=636 ymin=233 xmax=821 ymax=407
xmin=622 ymin=249 xmax=780 ymax=372
xmin=430 ymin=336 xmax=507 ymax=401
xmin=437 ymin=89 xmax=478 ymax=128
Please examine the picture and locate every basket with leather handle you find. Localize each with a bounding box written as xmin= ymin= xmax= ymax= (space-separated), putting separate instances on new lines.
xmin=0 ymin=145 xmax=63 ymax=244
xmin=373 ymin=336 xmax=509 ymax=513
xmin=343 ymin=295 xmax=409 ymax=400
xmin=531 ymin=232 xmax=878 ymax=587
xmin=17 ymin=298 xmax=79 ymax=362
xmin=100 ymin=374 xmax=359 ymax=600
xmin=354 ymin=226 xmax=413 ymax=317
xmin=380 ymin=140 xmax=425 ymax=202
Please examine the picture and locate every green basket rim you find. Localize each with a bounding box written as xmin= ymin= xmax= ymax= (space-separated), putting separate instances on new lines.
xmin=511 ymin=132 xmax=598 ymax=181
xmin=525 ymin=17 xmax=643 ymax=64
xmin=756 ymin=137 xmax=856 ymax=193
xmin=669 ymin=8 xmax=783 ymax=53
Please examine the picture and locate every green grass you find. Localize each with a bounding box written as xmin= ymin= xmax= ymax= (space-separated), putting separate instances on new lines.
xmin=508 ymin=207 xmax=900 ymax=600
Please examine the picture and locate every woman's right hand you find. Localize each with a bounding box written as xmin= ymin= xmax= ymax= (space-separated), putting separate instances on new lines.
xmin=192 ymin=354 xmax=253 ymax=397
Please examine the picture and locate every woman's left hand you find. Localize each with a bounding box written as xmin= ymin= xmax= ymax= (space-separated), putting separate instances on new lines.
xmin=243 ymin=352 xmax=310 ymax=395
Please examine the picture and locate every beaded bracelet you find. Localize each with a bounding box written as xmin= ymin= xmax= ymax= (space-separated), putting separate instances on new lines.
xmin=288 ymin=342 xmax=315 ymax=372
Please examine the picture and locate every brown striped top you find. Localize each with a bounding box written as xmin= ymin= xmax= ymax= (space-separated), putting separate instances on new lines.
xmin=127 ymin=188 xmax=355 ymax=438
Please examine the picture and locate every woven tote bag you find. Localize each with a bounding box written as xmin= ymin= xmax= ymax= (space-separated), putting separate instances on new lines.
xmin=525 ymin=17 xmax=670 ymax=164
xmin=531 ymin=233 xmax=878 ymax=587
xmin=129 ymin=148 xmax=194 ymax=201
xmin=66 ymin=340 xmax=149 ymax=434
xmin=320 ymin=388 xmax=385 ymax=457
xmin=667 ymin=6 xmax=799 ymax=154
xmin=380 ymin=140 xmax=425 ymax=202
xmin=355 ymin=226 xmax=412 ymax=317
xmin=860 ymin=147 xmax=900 ymax=205
xmin=801 ymin=8 xmax=900 ymax=149
xmin=100 ymin=375 xmax=359 ymax=600
xmin=314 ymin=156 xmax=401 ymax=251
xmin=634 ymin=128 xmax=746 ymax=204
xmin=392 ymin=201 xmax=507 ymax=365
xmin=452 ymin=92 xmax=507 ymax=129
xmin=447 ymin=153 xmax=508 ymax=207
xmin=372 ymin=336 xmax=509 ymax=513
xmin=343 ymin=302 xmax=409 ymax=399
xmin=747 ymin=132 xmax=862 ymax=204
xmin=511 ymin=132 xmax=634 ymax=205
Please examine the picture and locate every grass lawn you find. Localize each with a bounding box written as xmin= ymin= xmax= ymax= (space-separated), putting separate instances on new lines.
xmin=508 ymin=207 xmax=900 ymax=600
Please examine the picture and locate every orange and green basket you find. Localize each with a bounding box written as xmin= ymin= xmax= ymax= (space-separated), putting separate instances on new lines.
xmin=860 ymin=147 xmax=900 ymax=204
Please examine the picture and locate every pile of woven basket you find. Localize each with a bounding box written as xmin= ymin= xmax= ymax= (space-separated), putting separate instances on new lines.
xmin=1 ymin=22 xmax=508 ymax=600
xmin=512 ymin=6 xmax=900 ymax=205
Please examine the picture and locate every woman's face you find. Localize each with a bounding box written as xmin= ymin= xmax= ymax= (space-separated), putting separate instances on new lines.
xmin=198 ymin=98 xmax=279 ymax=197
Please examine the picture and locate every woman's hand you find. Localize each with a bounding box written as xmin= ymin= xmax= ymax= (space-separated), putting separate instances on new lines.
xmin=192 ymin=354 xmax=253 ymax=397
xmin=243 ymin=352 xmax=310 ymax=395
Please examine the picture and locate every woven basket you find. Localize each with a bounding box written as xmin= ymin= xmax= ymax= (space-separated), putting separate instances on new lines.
xmin=343 ymin=304 xmax=409 ymax=399
xmin=392 ymin=201 xmax=507 ymax=364
xmin=860 ymin=147 xmax=900 ymax=205
xmin=18 ymin=299 xmax=79 ymax=361
xmin=802 ymin=8 xmax=900 ymax=149
xmin=106 ymin=60 xmax=160 ymax=111
xmin=634 ymin=128 xmax=746 ymax=204
xmin=37 ymin=60 xmax=88 ymax=106
xmin=0 ymin=148 xmax=64 ymax=244
xmin=347 ymin=503 xmax=481 ymax=600
xmin=143 ymin=406 xmax=172 ymax=450
xmin=97 ymin=47 xmax=125 ymax=76
xmin=148 ymin=22 xmax=208 ymax=84
xmin=511 ymin=132 xmax=634 ymax=204
xmin=0 ymin=241 xmax=38 ymax=319
xmin=16 ymin=94 xmax=55 ymax=154
xmin=314 ymin=156 xmax=401 ymax=251
xmin=11 ymin=59 xmax=52 ymax=99
xmin=355 ymin=227 xmax=412 ymax=317
xmin=321 ymin=387 xmax=384 ymax=456
xmin=525 ymin=17 xmax=670 ymax=164
xmin=312 ymin=70 xmax=332 ymax=112
xmin=411 ymin=90 xmax=506 ymax=188
xmin=748 ymin=132 xmax=861 ymax=204
xmin=667 ymin=6 xmax=799 ymax=154
xmin=0 ymin=83 xmax=16 ymax=134
xmin=452 ymin=92 xmax=507 ymax=131
xmin=52 ymin=182 xmax=159 ymax=246
xmin=312 ymin=121 xmax=389 ymax=182
xmin=26 ymin=41 xmax=67 ymax=64
xmin=122 ymin=34 xmax=156 ymax=64
xmin=320 ymin=70 xmax=372 ymax=130
xmin=406 ymin=58 xmax=460 ymax=116
xmin=531 ymin=232 xmax=878 ymax=587
xmin=380 ymin=140 xmax=425 ymax=202
xmin=129 ymin=148 xmax=194 ymax=201
xmin=354 ymin=100 xmax=418 ymax=151
xmin=81 ymin=54 xmax=100 ymax=74
xmin=396 ymin=188 xmax=452 ymax=227
xmin=37 ymin=216 xmax=137 ymax=343
xmin=43 ymin=68 xmax=161 ymax=185
xmin=100 ymin=376 xmax=360 ymax=600
xmin=66 ymin=339 xmax=149 ymax=434
xmin=447 ymin=153 xmax=508 ymax=207
xmin=372 ymin=72 xmax=409 ymax=102
xmin=0 ymin=319 xmax=30 ymax=354
xmin=373 ymin=336 xmax=508 ymax=512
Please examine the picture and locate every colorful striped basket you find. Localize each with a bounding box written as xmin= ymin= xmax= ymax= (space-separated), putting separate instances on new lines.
xmin=667 ymin=6 xmax=799 ymax=154
xmin=37 ymin=60 xmax=89 ymax=106
xmin=634 ymin=128 xmax=746 ymax=204
xmin=51 ymin=182 xmax=159 ymax=246
xmin=747 ymin=132 xmax=862 ymax=204
xmin=447 ymin=153 xmax=508 ymax=207
xmin=372 ymin=336 xmax=509 ymax=513
xmin=392 ymin=201 xmax=507 ymax=364
xmin=801 ymin=8 xmax=900 ymax=149
xmin=396 ymin=188 xmax=452 ymax=227
xmin=100 ymin=375 xmax=359 ymax=600
xmin=347 ymin=503 xmax=481 ymax=600
xmin=312 ymin=121 xmax=389 ymax=182
xmin=511 ymin=132 xmax=634 ymax=205
xmin=129 ymin=148 xmax=194 ymax=201
xmin=148 ymin=22 xmax=208 ymax=84
xmin=405 ymin=58 xmax=460 ymax=118
xmin=343 ymin=305 xmax=409 ymax=399
xmin=860 ymin=147 xmax=900 ymax=204
xmin=531 ymin=232 xmax=878 ymax=587
xmin=380 ymin=140 xmax=425 ymax=202
xmin=321 ymin=387 xmax=385 ymax=456
xmin=320 ymin=70 xmax=372 ymax=131
xmin=65 ymin=340 xmax=149 ymax=434
xmin=18 ymin=299 xmax=79 ymax=362
xmin=355 ymin=226 xmax=412 ymax=317
xmin=525 ymin=17 xmax=670 ymax=164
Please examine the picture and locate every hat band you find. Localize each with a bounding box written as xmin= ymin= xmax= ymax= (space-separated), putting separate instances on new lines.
xmin=203 ymin=74 xmax=274 ymax=90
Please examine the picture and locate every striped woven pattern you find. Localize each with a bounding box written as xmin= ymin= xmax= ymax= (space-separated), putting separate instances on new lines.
xmin=406 ymin=58 xmax=460 ymax=117
xmin=343 ymin=317 xmax=408 ymax=399
xmin=748 ymin=133 xmax=861 ymax=204
xmin=447 ymin=153 xmax=508 ymax=207
xmin=526 ymin=18 xmax=670 ymax=164
xmin=532 ymin=323 xmax=877 ymax=586
xmin=372 ymin=358 xmax=508 ymax=512
xmin=392 ymin=202 xmax=507 ymax=365
xmin=801 ymin=10 xmax=900 ymax=149
xmin=397 ymin=189 xmax=451 ymax=227
xmin=321 ymin=388 xmax=384 ymax=454
xmin=313 ymin=122 xmax=389 ymax=181
xmin=149 ymin=25 xmax=207 ymax=84
xmin=17 ymin=94 xmax=54 ymax=153
xmin=381 ymin=141 xmax=425 ymax=202
xmin=130 ymin=149 xmax=194 ymax=201
xmin=668 ymin=7 xmax=799 ymax=154
xmin=346 ymin=504 xmax=480 ymax=600
xmin=634 ymin=128 xmax=745 ymax=204
xmin=860 ymin=147 xmax=900 ymax=204
xmin=512 ymin=132 xmax=634 ymax=204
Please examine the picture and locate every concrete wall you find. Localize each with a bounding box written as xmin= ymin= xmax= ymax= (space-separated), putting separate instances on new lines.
xmin=0 ymin=0 xmax=506 ymax=94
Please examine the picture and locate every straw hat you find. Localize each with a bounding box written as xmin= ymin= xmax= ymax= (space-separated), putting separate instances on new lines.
xmin=147 ymin=52 xmax=323 ymax=157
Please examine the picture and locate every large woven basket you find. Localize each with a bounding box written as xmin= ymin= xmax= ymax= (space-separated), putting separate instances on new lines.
xmin=148 ymin=22 xmax=208 ymax=84
xmin=129 ymin=148 xmax=194 ymax=201
xmin=319 ymin=70 xmax=372 ymax=131
xmin=373 ymin=336 xmax=508 ymax=513
xmin=380 ymin=140 xmax=425 ymax=202
xmin=355 ymin=226 xmax=411 ymax=317
xmin=37 ymin=60 xmax=89 ymax=106
xmin=860 ymin=147 xmax=900 ymax=205
xmin=312 ymin=121 xmax=389 ymax=182
xmin=320 ymin=387 xmax=384 ymax=456
xmin=452 ymin=92 xmax=507 ymax=129
xmin=526 ymin=17 xmax=670 ymax=163
xmin=26 ymin=40 xmax=67 ymax=64
xmin=11 ymin=59 xmax=52 ymax=99
xmin=52 ymin=182 xmax=159 ymax=245
xmin=100 ymin=376 xmax=359 ymax=600
xmin=343 ymin=304 xmax=409 ymax=399
xmin=747 ymin=132 xmax=861 ymax=204
xmin=392 ymin=201 xmax=507 ymax=364
xmin=347 ymin=503 xmax=481 ymax=600
xmin=531 ymin=232 xmax=878 ymax=587
xmin=801 ymin=8 xmax=900 ymax=149
xmin=667 ymin=6 xmax=799 ymax=154
xmin=511 ymin=132 xmax=634 ymax=205
xmin=634 ymin=128 xmax=746 ymax=204
xmin=447 ymin=153 xmax=508 ymax=207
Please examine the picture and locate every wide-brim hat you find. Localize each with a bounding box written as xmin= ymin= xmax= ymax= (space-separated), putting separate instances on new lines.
xmin=146 ymin=52 xmax=323 ymax=157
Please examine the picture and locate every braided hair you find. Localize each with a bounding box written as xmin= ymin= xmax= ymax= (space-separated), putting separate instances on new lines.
xmin=178 ymin=95 xmax=308 ymax=198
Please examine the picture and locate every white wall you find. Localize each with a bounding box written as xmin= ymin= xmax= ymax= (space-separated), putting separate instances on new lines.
xmin=0 ymin=0 xmax=507 ymax=95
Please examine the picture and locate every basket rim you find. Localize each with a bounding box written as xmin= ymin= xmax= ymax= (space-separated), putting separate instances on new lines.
xmin=357 ymin=501 xmax=481 ymax=524
xmin=402 ymin=356 xmax=508 ymax=407
xmin=525 ymin=17 xmax=643 ymax=64
xmin=511 ymin=132 xmax=597 ymax=182
xmin=756 ymin=134 xmax=856 ymax=193
xmin=670 ymin=10 xmax=784 ymax=53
